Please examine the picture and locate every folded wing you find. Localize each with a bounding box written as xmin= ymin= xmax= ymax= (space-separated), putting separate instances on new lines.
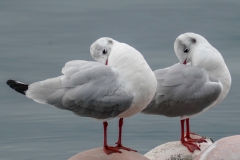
xmin=142 ymin=63 xmax=221 ymax=117
xmin=26 ymin=60 xmax=133 ymax=120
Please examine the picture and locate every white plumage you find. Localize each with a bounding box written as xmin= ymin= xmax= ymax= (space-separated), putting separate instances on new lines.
xmin=25 ymin=38 xmax=157 ymax=120
xmin=142 ymin=32 xmax=231 ymax=152
xmin=7 ymin=37 xmax=157 ymax=154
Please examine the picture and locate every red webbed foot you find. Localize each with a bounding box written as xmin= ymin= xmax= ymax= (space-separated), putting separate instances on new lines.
xmin=185 ymin=132 xmax=207 ymax=143
xmin=115 ymin=142 xmax=137 ymax=152
xmin=103 ymin=145 xmax=122 ymax=155
xmin=181 ymin=140 xmax=201 ymax=152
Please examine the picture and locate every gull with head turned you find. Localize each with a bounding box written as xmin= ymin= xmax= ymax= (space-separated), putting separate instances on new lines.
xmin=142 ymin=32 xmax=231 ymax=152
xmin=6 ymin=37 xmax=157 ymax=154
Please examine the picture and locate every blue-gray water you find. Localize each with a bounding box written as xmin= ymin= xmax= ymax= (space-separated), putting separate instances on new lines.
xmin=1 ymin=1 xmax=240 ymax=159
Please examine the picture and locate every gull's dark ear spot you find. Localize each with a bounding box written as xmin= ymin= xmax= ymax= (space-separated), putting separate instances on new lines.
xmin=191 ymin=38 xmax=196 ymax=43
xmin=108 ymin=39 xmax=113 ymax=44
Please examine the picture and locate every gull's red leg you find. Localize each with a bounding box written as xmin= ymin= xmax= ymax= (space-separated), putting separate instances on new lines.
xmin=115 ymin=118 xmax=137 ymax=152
xmin=103 ymin=121 xmax=121 ymax=155
xmin=180 ymin=119 xmax=201 ymax=152
xmin=185 ymin=118 xmax=207 ymax=143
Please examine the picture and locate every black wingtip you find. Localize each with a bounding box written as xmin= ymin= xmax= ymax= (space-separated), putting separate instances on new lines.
xmin=6 ymin=79 xmax=15 ymax=85
xmin=6 ymin=79 xmax=29 ymax=95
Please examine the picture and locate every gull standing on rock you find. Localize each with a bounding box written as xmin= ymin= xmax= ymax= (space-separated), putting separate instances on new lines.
xmin=142 ymin=32 xmax=231 ymax=152
xmin=7 ymin=37 xmax=157 ymax=154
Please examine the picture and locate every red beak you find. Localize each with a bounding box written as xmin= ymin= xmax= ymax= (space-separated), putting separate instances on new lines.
xmin=105 ymin=59 xmax=108 ymax=65
xmin=183 ymin=59 xmax=187 ymax=65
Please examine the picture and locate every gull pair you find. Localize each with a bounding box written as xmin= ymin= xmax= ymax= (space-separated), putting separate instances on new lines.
xmin=7 ymin=32 xmax=231 ymax=154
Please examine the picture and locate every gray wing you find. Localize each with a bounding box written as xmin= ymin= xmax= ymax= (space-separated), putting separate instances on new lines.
xmin=26 ymin=60 xmax=133 ymax=120
xmin=142 ymin=63 xmax=221 ymax=117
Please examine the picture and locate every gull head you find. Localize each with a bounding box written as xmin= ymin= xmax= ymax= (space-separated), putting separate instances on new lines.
xmin=174 ymin=32 xmax=210 ymax=65
xmin=90 ymin=37 xmax=115 ymax=65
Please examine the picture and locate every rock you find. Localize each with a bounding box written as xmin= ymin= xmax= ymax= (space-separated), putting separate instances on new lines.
xmin=145 ymin=134 xmax=213 ymax=160
xmin=68 ymin=147 xmax=150 ymax=160
xmin=195 ymin=135 xmax=240 ymax=160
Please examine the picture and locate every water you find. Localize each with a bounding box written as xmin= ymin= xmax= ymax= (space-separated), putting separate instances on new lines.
xmin=1 ymin=0 xmax=240 ymax=159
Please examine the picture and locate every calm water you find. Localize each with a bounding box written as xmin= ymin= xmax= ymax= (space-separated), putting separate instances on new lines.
xmin=1 ymin=0 xmax=240 ymax=159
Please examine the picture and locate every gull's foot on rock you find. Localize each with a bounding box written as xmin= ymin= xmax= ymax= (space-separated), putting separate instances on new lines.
xmin=181 ymin=140 xmax=201 ymax=152
xmin=115 ymin=142 xmax=137 ymax=152
xmin=103 ymin=146 xmax=122 ymax=155
xmin=185 ymin=132 xmax=207 ymax=143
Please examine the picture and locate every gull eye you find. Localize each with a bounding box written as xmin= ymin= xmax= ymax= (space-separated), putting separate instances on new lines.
xmin=102 ymin=49 xmax=107 ymax=54
xmin=184 ymin=48 xmax=189 ymax=53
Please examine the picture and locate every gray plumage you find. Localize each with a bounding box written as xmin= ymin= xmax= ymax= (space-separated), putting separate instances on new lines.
xmin=26 ymin=60 xmax=133 ymax=120
xmin=142 ymin=63 xmax=221 ymax=117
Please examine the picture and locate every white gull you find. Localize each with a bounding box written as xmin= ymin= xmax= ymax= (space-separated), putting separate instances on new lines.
xmin=7 ymin=37 xmax=157 ymax=154
xmin=142 ymin=32 xmax=231 ymax=152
